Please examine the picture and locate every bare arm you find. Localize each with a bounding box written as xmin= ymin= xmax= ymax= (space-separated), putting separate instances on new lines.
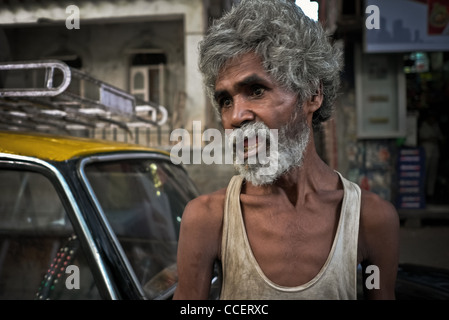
xmin=359 ymin=191 xmax=400 ymax=300
xmin=173 ymin=193 xmax=224 ymax=300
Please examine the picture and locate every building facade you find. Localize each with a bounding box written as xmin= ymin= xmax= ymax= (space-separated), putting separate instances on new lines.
xmin=0 ymin=0 xmax=235 ymax=133
xmin=317 ymin=0 xmax=449 ymax=212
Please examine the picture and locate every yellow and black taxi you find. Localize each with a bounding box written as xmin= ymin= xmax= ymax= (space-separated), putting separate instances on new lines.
xmin=0 ymin=130 xmax=203 ymax=300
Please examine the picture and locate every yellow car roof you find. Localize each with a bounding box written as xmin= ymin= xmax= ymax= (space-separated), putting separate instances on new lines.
xmin=0 ymin=130 xmax=167 ymax=161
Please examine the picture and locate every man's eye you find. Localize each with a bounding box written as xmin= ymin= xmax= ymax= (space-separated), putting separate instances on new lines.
xmin=220 ymin=97 xmax=232 ymax=108
xmin=251 ymin=86 xmax=265 ymax=97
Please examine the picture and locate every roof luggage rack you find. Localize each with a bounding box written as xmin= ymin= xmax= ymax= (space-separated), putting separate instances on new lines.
xmin=0 ymin=60 xmax=168 ymax=136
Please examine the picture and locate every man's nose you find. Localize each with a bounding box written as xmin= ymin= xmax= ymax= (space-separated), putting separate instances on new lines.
xmin=230 ymin=97 xmax=255 ymax=128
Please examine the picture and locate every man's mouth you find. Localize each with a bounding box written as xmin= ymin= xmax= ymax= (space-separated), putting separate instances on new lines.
xmin=236 ymin=135 xmax=268 ymax=160
xmin=244 ymin=136 xmax=258 ymax=157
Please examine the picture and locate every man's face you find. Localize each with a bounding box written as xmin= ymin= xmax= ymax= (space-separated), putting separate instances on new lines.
xmin=214 ymin=52 xmax=299 ymax=131
xmin=215 ymin=52 xmax=311 ymax=185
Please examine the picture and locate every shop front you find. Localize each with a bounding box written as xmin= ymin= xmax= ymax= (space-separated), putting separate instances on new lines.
xmin=331 ymin=0 xmax=449 ymax=218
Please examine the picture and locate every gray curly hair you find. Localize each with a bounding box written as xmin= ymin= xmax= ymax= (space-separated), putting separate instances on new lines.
xmin=198 ymin=0 xmax=343 ymax=127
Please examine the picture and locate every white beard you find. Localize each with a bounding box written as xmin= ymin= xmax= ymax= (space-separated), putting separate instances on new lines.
xmin=226 ymin=111 xmax=310 ymax=186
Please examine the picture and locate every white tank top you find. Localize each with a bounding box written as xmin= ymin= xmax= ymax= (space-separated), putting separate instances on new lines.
xmin=220 ymin=172 xmax=361 ymax=299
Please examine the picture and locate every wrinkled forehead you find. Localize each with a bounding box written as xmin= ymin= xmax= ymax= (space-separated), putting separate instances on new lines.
xmin=215 ymin=52 xmax=270 ymax=87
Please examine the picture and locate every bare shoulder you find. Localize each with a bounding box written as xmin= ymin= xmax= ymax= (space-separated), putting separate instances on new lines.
xmin=360 ymin=189 xmax=399 ymax=229
xmin=182 ymin=187 xmax=227 ymax=225
xmin=179 ymin=187 xmax=227 ymax=244
xmin=358 ymin=189 xmax=400 ymax=262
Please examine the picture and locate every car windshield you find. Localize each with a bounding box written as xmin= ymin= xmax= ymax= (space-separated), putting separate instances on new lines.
xmin=83 ymin=157 xmax=198 ymax=299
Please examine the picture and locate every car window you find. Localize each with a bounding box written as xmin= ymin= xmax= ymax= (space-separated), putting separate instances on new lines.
xmin=84 ymin=158 xmax=198 ymax=299
xmin=0 ymin=169 xmax=101 ymax=300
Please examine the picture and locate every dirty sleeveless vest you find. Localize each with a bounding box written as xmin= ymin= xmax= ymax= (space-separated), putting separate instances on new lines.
xmin=220 ymin=172 xmax=361 ymax=300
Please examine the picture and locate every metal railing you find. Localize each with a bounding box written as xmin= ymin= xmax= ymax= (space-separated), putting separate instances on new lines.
xmin=0 ymin=60 xmax=169 ymax=145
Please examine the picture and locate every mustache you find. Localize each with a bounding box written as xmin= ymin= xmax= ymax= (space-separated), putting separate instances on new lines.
xmin=226 ymin=121 xmax=271 ymax=147
xmin=229 ymin=113 xmax=310 ymax=186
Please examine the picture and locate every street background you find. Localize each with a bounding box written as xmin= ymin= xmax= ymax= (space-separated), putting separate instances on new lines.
xmin=399 ymin=216 xmax=449 ymax=270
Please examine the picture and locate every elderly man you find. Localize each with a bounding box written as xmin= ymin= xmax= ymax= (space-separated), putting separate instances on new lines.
xmin=173 ymin=0 xmax=399 ymax=300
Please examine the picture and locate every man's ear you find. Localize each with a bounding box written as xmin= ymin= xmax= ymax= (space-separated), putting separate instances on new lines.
xmin=306 ymin=83 xmax=323 ymax=113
